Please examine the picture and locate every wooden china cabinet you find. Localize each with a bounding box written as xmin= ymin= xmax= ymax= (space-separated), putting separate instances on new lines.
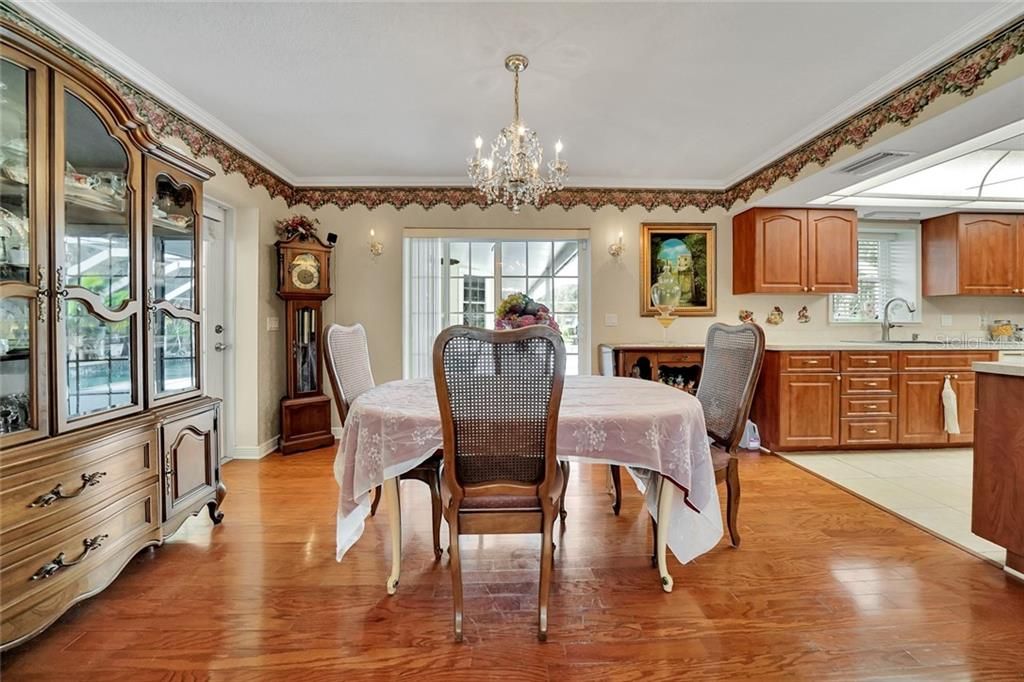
xmin=0 ymin=23 xmax=223 ymax=650
xmin=275 ymin=233 xmax=335 ymax=454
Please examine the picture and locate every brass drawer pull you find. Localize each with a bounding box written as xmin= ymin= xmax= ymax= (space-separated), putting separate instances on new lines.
xmin=866 ymin=429 xmax=879 ymax=435
xmin=866 ymin=359 xmax=878 ymax=365
xmin=866 ymin=382 xmax=878 ymax=387
xmin=30 ymin=534 xmax=109 ymax=581
xmin=29 ymin=471 xmax=107 ymax=508
xmin=805 ymin=360 xmax=819 ymax=364
xmin=867 ymin=404 xmax=879 ymax=409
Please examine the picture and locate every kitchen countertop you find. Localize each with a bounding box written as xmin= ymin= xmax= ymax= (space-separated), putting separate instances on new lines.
xmin=600 ymin=340 xmax=1024 ymax=352
xmin=973 ymin=357 xmax=1024 ymax=378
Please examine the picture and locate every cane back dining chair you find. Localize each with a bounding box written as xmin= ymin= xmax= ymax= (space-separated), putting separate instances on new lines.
xmin=433 ymin=325 xmax=566 ymax=642
xmin=608 ymin=322 xmax=765 ymax=550
xmin=693 ymin=321 xmax=765 ymax=547
xmin=323 ymin=323 xmax=444 ymax=559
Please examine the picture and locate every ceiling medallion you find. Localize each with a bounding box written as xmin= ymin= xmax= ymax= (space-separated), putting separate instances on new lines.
xmin=468 ymin=54 xmax=568 ymax=213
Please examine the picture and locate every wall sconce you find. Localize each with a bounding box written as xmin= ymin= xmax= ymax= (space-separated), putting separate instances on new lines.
xmin=369 ymin=229 xmax=384 ymax=259
xmin=608 ymin=231 xmax=625 ymax=259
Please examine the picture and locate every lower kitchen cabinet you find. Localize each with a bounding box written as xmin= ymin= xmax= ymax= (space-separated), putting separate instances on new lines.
xmin=777 ymin=373 xmax=841 ymax=449
xmin=753 ymin=349 xmax=996 ymax=452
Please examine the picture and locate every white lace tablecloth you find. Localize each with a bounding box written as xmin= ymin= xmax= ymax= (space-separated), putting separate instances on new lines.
xmin=334 ymin=375 xmax=722 ymax=563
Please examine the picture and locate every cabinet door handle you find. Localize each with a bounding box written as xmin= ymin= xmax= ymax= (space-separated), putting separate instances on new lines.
xmin=810 ymin=286 xmax=816 ymax=292
xmin=28 ymin=471 xmax=107 ymax=508
xmin=836 ymin=375 xmax=842 ymax=381
xmin=30 ymin=534 xmax=109 ymax=580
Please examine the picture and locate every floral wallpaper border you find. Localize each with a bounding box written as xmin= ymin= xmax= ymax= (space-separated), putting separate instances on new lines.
xmin=3 ymin=3 xmax=1023 ymax=213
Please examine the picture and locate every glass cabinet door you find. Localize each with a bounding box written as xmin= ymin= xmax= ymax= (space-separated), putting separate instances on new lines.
xmin=293 ymin=305 xmax=319 ymax=394
xmin=147 ymin=167 xmax=202 ymax=405
xmin=0 ymin=50 xmax=49 ymax=445
xmin=53 ymin=76 xmax=143 ymax=430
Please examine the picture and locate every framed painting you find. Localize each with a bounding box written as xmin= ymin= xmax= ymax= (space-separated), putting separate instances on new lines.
xmin=640 ymin=223 xmax=716 ymax=317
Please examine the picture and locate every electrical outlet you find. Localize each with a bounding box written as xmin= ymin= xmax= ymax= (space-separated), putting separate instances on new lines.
xmin=940 ymin=315 xmax=953 ymax=328
xmin=979 ymin=314 xmax=988 ymax=329
xmin=267 ymin=317 xmax=279 ymax=331
xmin=604 ymin=313 xmax=618 ymax=327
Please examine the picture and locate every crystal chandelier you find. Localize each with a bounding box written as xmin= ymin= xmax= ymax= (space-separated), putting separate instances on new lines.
xmin=468 ymin=54 xmax=567 ymax=213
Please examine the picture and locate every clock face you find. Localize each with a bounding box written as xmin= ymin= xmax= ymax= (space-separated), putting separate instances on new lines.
xmin=289 ymin=253 xmax=320 ymax=290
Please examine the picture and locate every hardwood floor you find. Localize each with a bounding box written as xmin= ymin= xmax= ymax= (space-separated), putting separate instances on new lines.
xmin=2 ymin=447 xmax=1023 ymax=680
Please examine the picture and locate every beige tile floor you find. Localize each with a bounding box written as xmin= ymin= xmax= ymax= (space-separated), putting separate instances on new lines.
xmin=779 ymin=449 xmax=1006 ymax=566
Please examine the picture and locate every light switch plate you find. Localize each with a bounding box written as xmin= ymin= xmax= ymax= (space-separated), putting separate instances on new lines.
xmin=604 ymin=313 xmax=618 ymax=327
xmin=940 ymin=315 xmax=953 ymax=328
xmin=267 ymin=317 xmax=280 ymax=331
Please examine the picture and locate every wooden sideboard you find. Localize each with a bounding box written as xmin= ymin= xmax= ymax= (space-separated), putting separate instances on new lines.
xmin=1 ymin=22 xmax=224 ymax=650
xmin=599 ymin=344 xmax=704 ymax=393
xmin=752 ymin=349 xmax=998 ymax=452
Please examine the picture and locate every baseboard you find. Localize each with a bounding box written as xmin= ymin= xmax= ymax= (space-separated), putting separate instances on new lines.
xmin=332 ymin=426 xmax=343 ymax=438
xmin=231 ymin=435 xmax=280 ymax=460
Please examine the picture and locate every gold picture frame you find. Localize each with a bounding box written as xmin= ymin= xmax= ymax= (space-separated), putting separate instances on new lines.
xmin=640 ymin=223 xmax=716 ymax=317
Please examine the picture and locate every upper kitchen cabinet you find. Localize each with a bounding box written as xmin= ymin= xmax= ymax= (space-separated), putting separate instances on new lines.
xmin=732 ymin=208 xmax=857 ymax=294
xmin=922 ymin=213 xmax=1024 ymax=296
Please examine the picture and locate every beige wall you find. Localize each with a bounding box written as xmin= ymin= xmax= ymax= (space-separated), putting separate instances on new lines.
xmin=302 ymin=202 xmax=1023 ymax=432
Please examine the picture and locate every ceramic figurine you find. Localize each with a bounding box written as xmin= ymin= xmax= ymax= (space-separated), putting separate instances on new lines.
xmin=739 ymin=309 xmax=755 ymax=324
xmin=797 ymin=306 xmax=810 ymax=324
xmin=766 ymin=306 xmax=784 ymax=326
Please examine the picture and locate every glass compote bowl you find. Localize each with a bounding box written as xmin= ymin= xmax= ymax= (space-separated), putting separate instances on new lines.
xmin=650 ymin=264 xmax=681 ymax=340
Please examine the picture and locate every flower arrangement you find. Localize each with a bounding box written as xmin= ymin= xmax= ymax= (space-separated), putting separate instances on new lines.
xmin=495 ymin=292 xmax=559 ymax=332
xmin=275 ymin=215 xmax=319 ymax=240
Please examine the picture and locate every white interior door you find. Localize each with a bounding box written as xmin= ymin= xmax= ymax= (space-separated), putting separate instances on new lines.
xmin=202 ymin=203 xmax=234 ymax=460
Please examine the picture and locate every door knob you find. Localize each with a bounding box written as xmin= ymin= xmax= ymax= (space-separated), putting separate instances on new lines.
xmin=214 ymin=342 xmax=231 ymax=352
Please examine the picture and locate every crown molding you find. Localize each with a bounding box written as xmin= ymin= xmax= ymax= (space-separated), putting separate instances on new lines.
xmin=3 ymin=1 xmax=1022 ymax=213
xmin=11 ymin=0 xmax=300 ymax=184
xmin=291 ymin=175 xmax=729 ymax=190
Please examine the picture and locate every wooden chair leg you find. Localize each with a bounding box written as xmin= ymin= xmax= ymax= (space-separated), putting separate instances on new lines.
xmin=447 ymin=512 xmax=464 ymax=642
xmin=726 ymin=457 xmax=741 ymax=548
xmin=370 ymin=485 xmax=382 ymax=516
xmin=538 ymin=509 xmax=555 ymax=642
xmin=558 ymin=461 xmax=570 ymax=527
xmin=609 ymin=465 xmax=622 ymax=516
xmin=429 ymin=471 xmax=443 ymax=560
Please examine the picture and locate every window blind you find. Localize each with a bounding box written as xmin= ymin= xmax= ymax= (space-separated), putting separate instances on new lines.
xmin=831 ymin=229 xmax=919 ymax=323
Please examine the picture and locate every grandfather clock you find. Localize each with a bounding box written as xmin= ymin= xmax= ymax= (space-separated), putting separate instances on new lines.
xmin=275 ymin=233 xmax=336 ymax=454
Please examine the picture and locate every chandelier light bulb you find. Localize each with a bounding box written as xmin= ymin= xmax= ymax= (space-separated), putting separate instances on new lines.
xmin=474 ymin=136 xmax=483 ymax=149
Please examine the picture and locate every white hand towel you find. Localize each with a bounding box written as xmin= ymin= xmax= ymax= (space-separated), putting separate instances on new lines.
xmin=942 ymin=376 xmax=960 ymax=435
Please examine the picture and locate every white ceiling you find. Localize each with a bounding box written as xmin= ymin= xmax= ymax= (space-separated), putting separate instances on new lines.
xmin=30 ymin=1 xmax=1022 ymax=187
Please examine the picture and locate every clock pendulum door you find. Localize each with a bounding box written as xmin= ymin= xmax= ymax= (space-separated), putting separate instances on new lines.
xmin=279 ymin=299 xmax=335 ymax=454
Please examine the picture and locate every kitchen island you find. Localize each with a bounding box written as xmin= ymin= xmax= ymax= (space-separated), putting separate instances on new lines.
xmin=971 ymin=357 xmax=1024 ymax=579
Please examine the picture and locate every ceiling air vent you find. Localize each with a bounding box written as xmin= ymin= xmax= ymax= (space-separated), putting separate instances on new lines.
xmin=836 ymin=151 xmax=913 ymax=176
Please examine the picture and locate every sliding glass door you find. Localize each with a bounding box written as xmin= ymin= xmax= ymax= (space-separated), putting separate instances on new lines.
xmin=404 ymin=236 xmax=589 ymax=377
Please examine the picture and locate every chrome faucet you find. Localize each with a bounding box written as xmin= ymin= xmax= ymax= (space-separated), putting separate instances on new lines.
xmin=881 ymin=297 xmax=916 ymax=342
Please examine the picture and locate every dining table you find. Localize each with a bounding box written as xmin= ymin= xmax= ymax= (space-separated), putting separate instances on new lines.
xmin=333 ymin=374 xmax=723 ymax=593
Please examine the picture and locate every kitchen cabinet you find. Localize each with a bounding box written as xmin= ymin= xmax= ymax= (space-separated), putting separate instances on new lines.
xmin=752 ymin=349 xmax=997 ymax=452
xmin=922 ymin=212 xmax=1024 ymax=296
xmin=732 ymin=208 xmax=857 ymax=294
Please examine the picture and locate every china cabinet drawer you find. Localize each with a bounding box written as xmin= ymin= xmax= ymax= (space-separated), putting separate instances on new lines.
xmin=842 ymin=374 xmax=897 ymax=395
xmin=899 ymin=351 xmax=998 ymax=372
xmin=841 ymin=419 xmax=897 ymax=446
xmin=782 ymin=352 xmax=839 ymax=372
xmin=841 ymin=396 xmax=896 ymax=418
xmin=0 ymin=429 xmax=157 ymax=549
xmin=0 ymin=482 xmax=159 ymax=616
xmin=841 ymin=351 xmax=897 ymax=372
